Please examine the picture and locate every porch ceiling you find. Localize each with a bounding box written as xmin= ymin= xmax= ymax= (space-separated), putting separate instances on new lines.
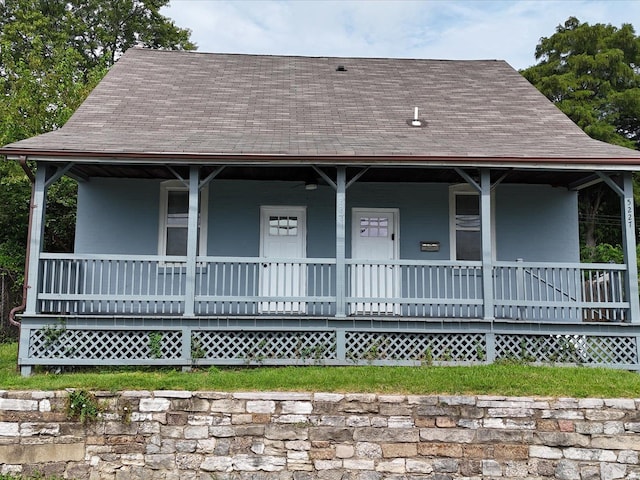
xmin=64 ymin=163 xmax=606 ymax=188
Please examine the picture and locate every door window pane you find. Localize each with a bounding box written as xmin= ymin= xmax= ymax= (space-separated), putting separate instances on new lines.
xmin=360 ymin=217 xmax=389 ymax=237
xmin=269 ymin=216 xmax=298 ymax=236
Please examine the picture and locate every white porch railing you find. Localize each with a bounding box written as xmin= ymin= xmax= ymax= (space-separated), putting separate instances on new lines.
xmin=35 ymin=254 xmax=631 ymax=322
xmin=493 ymin=261 xmax=629 ymax=322
xmin=346 ymin=259 xmax=484 ymax=318
xmin=38 ymin=253 xmax=187 ymax=315
xmin=194 ymin=256 xmax=336 ymax=316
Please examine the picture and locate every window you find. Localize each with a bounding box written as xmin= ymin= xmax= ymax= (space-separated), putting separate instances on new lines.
xmin=269 ymin=216 xmax=299 ymax=236
xmin=158 ymin=181 xmax=208 ymax=256
xmin=359 ymin=217 xmax=389 ymax=237
xmin=449 ymin=185 xmax=494 ymax=261
xmin=454 ymin=193 xmax=481 ymax=260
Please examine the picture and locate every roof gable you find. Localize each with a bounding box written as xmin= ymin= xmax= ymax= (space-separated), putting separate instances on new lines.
xmin=3 ymin=48 xmax=640 ymax=163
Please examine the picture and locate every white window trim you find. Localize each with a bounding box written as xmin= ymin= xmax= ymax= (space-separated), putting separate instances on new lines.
xmin=158 ymin=180 xmax=209 ymax=257
xmin=448 ymin=184 xmax=496 ymax=261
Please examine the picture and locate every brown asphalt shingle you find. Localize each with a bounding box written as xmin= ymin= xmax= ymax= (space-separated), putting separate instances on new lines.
xmin=3 ymin=48 xmax=640 ymax=163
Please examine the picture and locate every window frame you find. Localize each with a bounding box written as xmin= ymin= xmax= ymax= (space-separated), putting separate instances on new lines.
xmin=448 ymin=184 xmax=496 ymax=261
xmin=158 ymin=180 xmax=209 ymax=257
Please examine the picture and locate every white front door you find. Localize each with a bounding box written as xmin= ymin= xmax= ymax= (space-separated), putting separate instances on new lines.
xmin=351 ymin=208 xmax=399 ymax=315
xmin=260 ymin=206 xmax=306 ymax=313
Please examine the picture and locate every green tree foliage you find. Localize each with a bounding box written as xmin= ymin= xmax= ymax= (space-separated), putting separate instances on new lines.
xmin=522 ymin=17 xmax=640 ymax=251
xmin=522 ymin=16 xmax=640 ymax=149
xmin=0 ymin=0 xmax=195 ymax=317
xmin=1 ymin=0 xmax=195 ymax=146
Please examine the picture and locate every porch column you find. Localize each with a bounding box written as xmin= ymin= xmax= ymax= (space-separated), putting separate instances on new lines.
xmin=622 ymin=172 xmax=640 ymax=323
xmin=25 ymin=164 xmax=48 ymax=315
xmin=183 ymin=166 xmax=200 ymax=317
xmin=336 ymin=167 xmax=347 ymax=318
xmin=480 ymin=169 xmax=495 ymax=320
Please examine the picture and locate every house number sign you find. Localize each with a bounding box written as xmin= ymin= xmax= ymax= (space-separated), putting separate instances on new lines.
xmin=627 ymin=198 xmax=634 ymax=230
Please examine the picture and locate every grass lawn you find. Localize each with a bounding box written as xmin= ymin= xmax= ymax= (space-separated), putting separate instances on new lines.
xmin=2 ymin=342 xmax=640 ymax=397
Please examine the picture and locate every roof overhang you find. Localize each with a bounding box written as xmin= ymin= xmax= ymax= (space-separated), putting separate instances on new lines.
xmin=3 ymin=150 xmax=638 ymax=190
xmin=4 ymin=150 xmax=640 ymax=172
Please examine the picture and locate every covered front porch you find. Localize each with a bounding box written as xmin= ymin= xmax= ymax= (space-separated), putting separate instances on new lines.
xmin=17 ymin=161 xmax=640 ymax=373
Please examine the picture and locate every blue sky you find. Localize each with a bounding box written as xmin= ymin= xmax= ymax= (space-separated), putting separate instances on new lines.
xmin=161 ymin=0 xmax=640 ymax=70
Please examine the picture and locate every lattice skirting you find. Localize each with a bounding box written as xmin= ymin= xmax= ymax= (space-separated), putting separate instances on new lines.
xmin=495 ymin=334 xmax=638 ymax=365
xmin=19 ymin=318 xmax=640 ymax=370
xmin=29 ymin=328 xmax=184 ymax=360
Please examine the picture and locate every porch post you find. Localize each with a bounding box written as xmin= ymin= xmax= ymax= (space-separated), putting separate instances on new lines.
xmin=183 ymin=166 xmax=200 ymax=317
xmin=622 ymin=172 xmax=640 ymax=323
xmin=25 ymin=164 xmax=48 ymax=315
xmin=336 ymin=167 xmax=347 ymax=318
xmin=480 ymin=169 xmax=495 ymax=320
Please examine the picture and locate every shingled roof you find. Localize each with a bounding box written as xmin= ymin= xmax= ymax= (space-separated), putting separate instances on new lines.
xmin=2 ymin=47 xmax=640 ymax=166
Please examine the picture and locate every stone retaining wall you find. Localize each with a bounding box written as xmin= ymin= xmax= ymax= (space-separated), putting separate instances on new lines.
xmin=1 ymin=390 xmax=640 ymax=479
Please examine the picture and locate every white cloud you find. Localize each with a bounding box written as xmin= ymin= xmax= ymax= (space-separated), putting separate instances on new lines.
xmin=162 ymin=0 xmax=640 ymax=70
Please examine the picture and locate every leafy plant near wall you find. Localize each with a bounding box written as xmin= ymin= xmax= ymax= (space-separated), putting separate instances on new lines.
xmin=67 ymin=389 xmax=102 ymax=424
xmin=39 ymin=318 xmax=67 ymax=352
xmin=475 ymin=342 xmax=487 ymax=362
xmin=420 ymin=347 xmax=434 ymax=366
xmin=581 ymin=243 xmax=627 ymax=264
xmin=191 ymin=335 xmax=205 ymax=361
xmin=244 ymin=338 xmax=270 ymax=365
xmin=147 ymin=332 xmax=164 ymax=359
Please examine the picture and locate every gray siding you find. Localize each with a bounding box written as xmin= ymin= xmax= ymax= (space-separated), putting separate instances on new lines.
xmin=75 ymin=178 xmax=159 ymax=254
xmin=496 ymin=184 xmax=579 ymax=262
xmin=347 ymin=182 xmax=450 ymax=259
xmin=208 ymin=180 xmax=335 ymax=258
xmin=75 ymin=178 xmax=579 ymax=261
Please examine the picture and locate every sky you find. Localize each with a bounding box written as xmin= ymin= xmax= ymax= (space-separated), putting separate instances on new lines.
xmin=160 ymin=0 xmax=640 ymax=70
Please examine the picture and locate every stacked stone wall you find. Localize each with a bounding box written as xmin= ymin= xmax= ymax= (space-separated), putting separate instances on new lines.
xmin=1 ymin=390 xmax=640 ymax=479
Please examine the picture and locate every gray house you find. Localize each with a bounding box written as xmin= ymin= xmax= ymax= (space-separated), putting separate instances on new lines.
xmin=3 ymin=47 xmax=640 ymax=374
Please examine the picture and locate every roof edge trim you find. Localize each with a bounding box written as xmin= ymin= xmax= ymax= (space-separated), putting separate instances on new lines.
xmin=4 ymin=150 xmax=640 ymax=170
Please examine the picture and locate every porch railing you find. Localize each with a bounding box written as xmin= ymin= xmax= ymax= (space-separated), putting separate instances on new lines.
xmin=35 ymin=253 xmax=631 ymax=322
xmin=38 ymin=253 xmax=187 ymax=315
xmin=346 ymin=259 xmax=483 ymax=318
xmin=194 ymin=256 xmax=336 ymax=316
xmin=493 ymin=261 xmax=629 ymax=322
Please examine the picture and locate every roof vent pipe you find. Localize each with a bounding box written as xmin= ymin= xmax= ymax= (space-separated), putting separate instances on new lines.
xmin=412 ymin=107 xmax=422 ymax=127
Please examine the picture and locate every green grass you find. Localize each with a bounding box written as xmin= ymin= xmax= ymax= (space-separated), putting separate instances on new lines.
xmin=2 ymin=342 xmax=640 ymax=397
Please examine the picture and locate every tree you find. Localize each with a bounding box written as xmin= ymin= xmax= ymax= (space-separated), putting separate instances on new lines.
xmin=0 ymin=0 xmax=195 ymax=330
xmin=0 ymin=0 xmax=196 ymax=146
xmin=66 ymin=0 xmax=196 ymax=68
xmin=522 ymin=16 xmax=640 ymax=149
xmin=521 ymin=17 xmax=640 ymax=251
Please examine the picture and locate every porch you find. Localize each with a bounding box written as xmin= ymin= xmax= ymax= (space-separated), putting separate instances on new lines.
xmin=15 ymin=162 xmax=640 ymax=374
xmin=17 ymin=253 xmax=640 ymax=374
